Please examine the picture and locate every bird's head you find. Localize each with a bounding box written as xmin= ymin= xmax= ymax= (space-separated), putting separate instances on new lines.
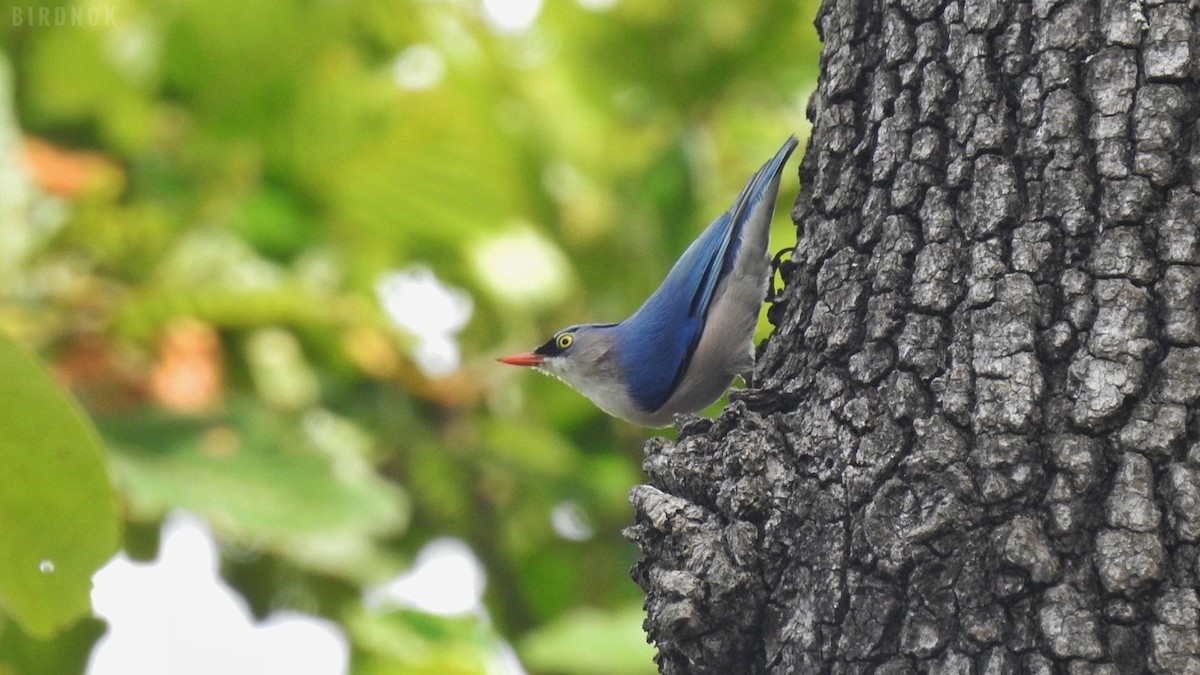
xmin=498 ymin=323 xmax=625 ymax=399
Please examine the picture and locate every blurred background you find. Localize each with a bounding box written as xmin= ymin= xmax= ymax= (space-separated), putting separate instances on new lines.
xmin=0 ymin=0 xmax=819 ymax=672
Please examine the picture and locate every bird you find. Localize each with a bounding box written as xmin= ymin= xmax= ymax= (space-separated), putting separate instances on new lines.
xmin=498 ymin=136 xmax=798 ymax=427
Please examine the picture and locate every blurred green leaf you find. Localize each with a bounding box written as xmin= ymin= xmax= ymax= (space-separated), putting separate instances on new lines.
xmin=230 ymin=185 xmax=321 ymax=262
xmin=519 ymin=604 xmax=657 ymax=675
xmin=479 ymin=417 xmax=577 ymax=478
xmin=349 ymin=607 xmax=496 ymax=675
xmin=0 ymin=337 xmax=120 ymax=638
xmin=101 ymin=404 xmax=408 ymax=579
xmin=21 ymin=19 xmax=154 ymax=150
xmin=0 ymin=615 xmax=107 ymax=675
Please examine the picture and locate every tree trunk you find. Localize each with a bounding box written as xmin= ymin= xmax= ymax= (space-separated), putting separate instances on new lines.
xmin=626 ymin=0 xmax=1200 ymax=672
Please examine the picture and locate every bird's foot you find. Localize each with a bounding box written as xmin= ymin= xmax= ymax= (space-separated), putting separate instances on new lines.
xmin=767 ymin=245 xmax=797 ymax=303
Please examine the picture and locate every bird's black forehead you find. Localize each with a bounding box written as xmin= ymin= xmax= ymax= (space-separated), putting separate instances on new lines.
xmin=533 ymin=336 xmax=560 ymax=356
xmin=533 ymin=328 xmax=570 ymax=355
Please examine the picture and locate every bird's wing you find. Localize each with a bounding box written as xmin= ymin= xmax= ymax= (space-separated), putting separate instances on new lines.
xmin=690 ymin=135 xmax=799 ymax=317
xmin=616 ymin=136 xmax=798 ymax=413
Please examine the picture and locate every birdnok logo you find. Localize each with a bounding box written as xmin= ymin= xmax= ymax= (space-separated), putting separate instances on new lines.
xmin=10 ymin=5 xmax=117 ymax=27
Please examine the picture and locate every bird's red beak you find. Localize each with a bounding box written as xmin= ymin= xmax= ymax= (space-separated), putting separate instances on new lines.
xmin=497 ymin=352 xmax=545 ymax=367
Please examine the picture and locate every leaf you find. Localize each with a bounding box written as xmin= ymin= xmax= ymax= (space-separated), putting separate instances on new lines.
xmin=518 ymin=603 xmax=658 ymax=674
xmin=348 ymin=607 xmax=494 ymax=675
xmin=100 ymin=404 xmax=410 ymax=580
xmin=0 ymin=338 xmax=120 ymax=638
xmin=0 ymin=615 xmax=107 ymax=675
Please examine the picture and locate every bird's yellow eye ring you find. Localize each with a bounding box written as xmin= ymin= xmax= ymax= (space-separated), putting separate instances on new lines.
xmin=556 ymin=333 xmax=574 ymax=350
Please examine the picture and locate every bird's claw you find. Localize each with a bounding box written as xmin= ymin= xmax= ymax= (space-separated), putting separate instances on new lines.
xmin=767 ymin=245 xmax=797 ymax=303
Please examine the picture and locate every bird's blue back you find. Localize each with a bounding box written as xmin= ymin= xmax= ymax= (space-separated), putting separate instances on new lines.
xmin=614 ymin=137 xmax=798 ymax=413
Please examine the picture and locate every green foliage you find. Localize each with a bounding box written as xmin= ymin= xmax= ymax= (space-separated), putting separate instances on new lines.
xmin=0 ymin=338 xmax=119 ymax=638
xmin=101 ymin=403 xmax=410 ymax=579
xmin=0 ymin=616 xmax=107 ymax=675
xmin=349 ymin=608 xmax=501 ymax=674
xmin=520 ymin=604 xmax=657 ymax=674
xmin=0 ymin=0 xmax=820 ymax=670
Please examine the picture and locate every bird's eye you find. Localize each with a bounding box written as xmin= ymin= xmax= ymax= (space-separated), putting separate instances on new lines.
xmin=556 ymin=333 xmax=574 ymax=350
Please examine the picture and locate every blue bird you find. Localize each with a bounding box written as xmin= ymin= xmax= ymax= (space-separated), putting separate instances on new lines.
xmin=499 ymin=136 xmax=798 ymax=427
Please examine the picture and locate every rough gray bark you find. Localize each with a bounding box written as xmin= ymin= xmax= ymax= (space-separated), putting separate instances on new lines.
xmin=626 ymin=0 xmax=1200 ymax=672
